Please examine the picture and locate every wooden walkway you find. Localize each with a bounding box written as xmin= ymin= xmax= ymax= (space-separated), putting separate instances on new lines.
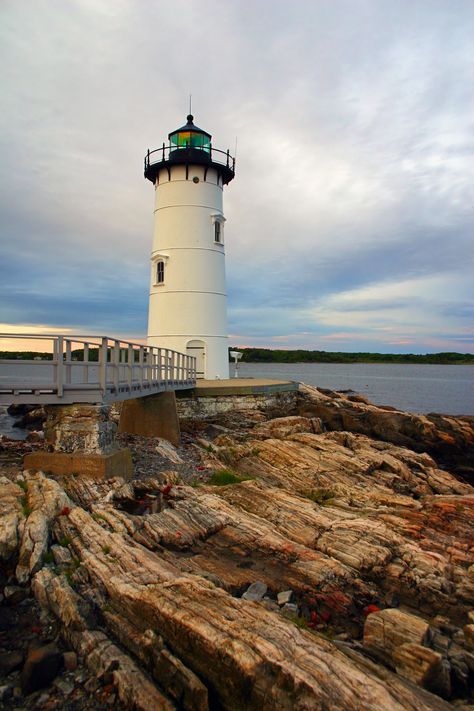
xmin=0 ymin=334 xmax=196 ymax=405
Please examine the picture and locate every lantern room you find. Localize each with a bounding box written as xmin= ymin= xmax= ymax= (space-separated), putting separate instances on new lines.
xmin=169 ymin=114 xmax=211 ymax=152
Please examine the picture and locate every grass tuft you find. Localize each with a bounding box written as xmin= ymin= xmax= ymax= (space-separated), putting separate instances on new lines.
xmin=207 ymin=469 xmax=253 ymax=486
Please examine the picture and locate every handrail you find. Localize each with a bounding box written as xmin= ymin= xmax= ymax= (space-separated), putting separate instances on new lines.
xmin=145 ymin=143 xmax=236 ymax=174
xmin=0 ymin=333 xmax=197 ymax=405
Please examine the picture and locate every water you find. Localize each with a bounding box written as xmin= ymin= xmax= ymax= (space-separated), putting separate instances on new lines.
xmin=0 ymin=406 xmax=29 ymax=440
xmin=231 ymin=362 xmax=474 ymax=416
xmin=1 ymin=362 xmax=473 ymax=440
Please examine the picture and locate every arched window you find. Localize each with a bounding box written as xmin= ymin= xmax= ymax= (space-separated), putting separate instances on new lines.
xmin=156 ymin=260 xmax=165 ymax=284
xmin=211 ymin=214 xmax=225 ymax=244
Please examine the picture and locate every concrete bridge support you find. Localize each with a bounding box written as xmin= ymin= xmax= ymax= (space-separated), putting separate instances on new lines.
xmin=118 ymin=391 xmax=181 ymax=446
xmin=24 ymin=404 xmax=132 ymax=480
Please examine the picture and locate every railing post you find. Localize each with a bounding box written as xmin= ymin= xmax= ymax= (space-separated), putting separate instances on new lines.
xmin=83 ymin=342 xmax=89 ymax=384
xmin=139 ymin=346 xmax=144 ymax=391
xmin=157 ymin=349 xmax=162 ymax=383
xmin=56 ymin=336 xmax=64 ymax=398
xmin=127 ymin=344 xmax=133 ymax=391
xmin=113 ymin=340 xmax=120 ymax=393
xmin=65 ymin=339 xmax=72 ymax=384
xmin=226 ymin=149 xmax=230 ymax=167
xmin=99 ymin=337 xmax=108 ymax=395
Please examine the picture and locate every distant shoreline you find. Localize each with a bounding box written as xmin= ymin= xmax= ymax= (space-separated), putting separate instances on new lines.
xmin=229 ymin=348 xmax=474 ymax=366
xmin=1 ymin=349 xmax=473 ymax=366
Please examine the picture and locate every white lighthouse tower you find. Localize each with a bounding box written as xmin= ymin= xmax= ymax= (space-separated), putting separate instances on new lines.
xmin=144 ymin=114 xmax=235 ymax=379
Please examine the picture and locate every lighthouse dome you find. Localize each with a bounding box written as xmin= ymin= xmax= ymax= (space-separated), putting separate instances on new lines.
xmin=168 ymin=114 xmax=211 ymax=150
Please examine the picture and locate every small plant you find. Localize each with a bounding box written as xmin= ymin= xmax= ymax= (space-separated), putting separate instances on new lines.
xmin=190 ymin=480 xmax=201 ymax=488
xmin=207 ymin=469 xmax=253 ymax=486
xmin=287 ymin=614 xmax=309 ymax=630
xmin=249 ymin=448 xmax=261 ymax=457
xmin=102 ymin=545 xmax=111 ymax=555
xmin=20 ymin=495 xmax=32 ymax=517
xmin=203 ymin=444 xmax=215 ymax=453
xmin=58 ymin=535 xmax=72 ymax=548
xmin=303 ymin=489 xmax=336 ymax=506
xmin=43 ymin=550 xmax=54 ymax=564
xmin=221 ymin=447 xmax=239 ymax=466
xmin=17 ymin=480 xmax=28 ymax=492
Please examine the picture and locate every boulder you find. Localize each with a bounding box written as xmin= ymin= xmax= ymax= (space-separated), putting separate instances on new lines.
xmin=20 ymin=643 xmax=63 ymax=694
xmin=363 ymin=609 xmax=430 ymax=665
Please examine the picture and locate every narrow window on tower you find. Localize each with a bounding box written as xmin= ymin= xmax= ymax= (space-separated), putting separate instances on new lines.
xmin=156 ymin=260 xmax=165 ymax=284
xmin=214 ymin=221 xmax=221 ymax=243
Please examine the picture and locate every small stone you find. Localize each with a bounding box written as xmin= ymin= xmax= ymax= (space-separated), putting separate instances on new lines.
xmin=260 ymin=599 xmax=279 ymax=612
xmin=51 ymin=545 xmax=72 ymax=566
xmin=431 ymin=632 xmax=450 ymax=654
xmin=21 ymin=643 xmax=63 ymax=695
xmin=63 ymin=651 xmax=78 ymax=671
xmin=38 ymin=692 xmax=51 ymax=704
xmin=467 ymin=610 xmax=474 ymax=624
xmin=84 ymin=677 xmax=99 ymax=692
xmin=464 ymin=651 xmax=474 ymax=673
xmin=242 ymin=581 xmax=267 ymax=602
xmin=4 ymin=585 xmax=28 ymax=605
xmin=277 ymin=590 xmax=293 ymax=606
xmin=54 ymin=678 xmax=74 ymax=696
xmin=463 ymin=623 xmax=474 ymax=650
xmin=281 ymin=603 xmax=299 ymax=618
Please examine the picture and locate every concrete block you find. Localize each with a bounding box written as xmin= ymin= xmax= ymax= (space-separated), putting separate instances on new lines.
xmin=23 ymin=448 xmax=133 ymax=480
xmin=118 ymin=391 xmax=180 ymax=446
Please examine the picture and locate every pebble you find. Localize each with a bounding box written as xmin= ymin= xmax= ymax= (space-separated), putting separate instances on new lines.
xmin=4 ymin=585 xmax=28 ymax=605
xmin=281 ymin=603 xmax=299 ymax=617
xmin=54 ymin=677 xmax=74 ymax=696
xmin=277 ymin=590 xmax=293 ymax=606
xmin=63 ymin=651 xmax=78 ymax=671
xmin=242 ymin=581 xmax=268 ymax=602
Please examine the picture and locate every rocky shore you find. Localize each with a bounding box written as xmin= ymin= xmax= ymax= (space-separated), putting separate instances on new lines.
xmin=1 ymin=384 xmax=473 ymax=709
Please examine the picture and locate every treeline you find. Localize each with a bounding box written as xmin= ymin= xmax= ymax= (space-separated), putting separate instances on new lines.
xmin=2 ymin=348 xmax=473 ymax=366
xmin=228 ymin=348 xmax=474 ymax=365
xmin=0 ymin=351 xmax=53 ymax=360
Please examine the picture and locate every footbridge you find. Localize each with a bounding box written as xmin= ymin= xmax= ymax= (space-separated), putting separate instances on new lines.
xmin=0 ymin=334 xmax=196 ymax=406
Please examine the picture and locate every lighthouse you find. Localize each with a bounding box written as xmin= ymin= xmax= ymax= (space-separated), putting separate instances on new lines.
xmin=144 ymin=114 xmax=235 ymax=379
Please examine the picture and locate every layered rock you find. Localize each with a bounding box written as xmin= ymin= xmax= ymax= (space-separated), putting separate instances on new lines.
xmin=2 ymin=391 xmax=473 ymax=709
xmin=298 ymin=384 xmax=474 ymax=478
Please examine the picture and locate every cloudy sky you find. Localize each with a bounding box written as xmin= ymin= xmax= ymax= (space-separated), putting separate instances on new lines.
xmin=1 ymin=0 xmax=473 ymax=353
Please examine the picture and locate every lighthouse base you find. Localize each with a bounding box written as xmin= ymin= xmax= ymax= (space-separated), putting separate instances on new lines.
xmin=147 ymin=335 xmax=229 ymax=380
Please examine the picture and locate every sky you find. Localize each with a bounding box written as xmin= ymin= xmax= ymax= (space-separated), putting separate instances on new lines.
xmin=1 ymin=0 xmax=473 ymax=354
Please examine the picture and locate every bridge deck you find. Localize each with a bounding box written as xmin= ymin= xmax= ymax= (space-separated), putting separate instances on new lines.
xmin=0 ymin=334 xmax=196 ymax=405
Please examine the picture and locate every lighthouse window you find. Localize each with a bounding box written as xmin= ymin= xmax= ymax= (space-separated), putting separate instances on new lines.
xmin=156 ymin=260 xmax=165 ymax=284
xmin=214 ymin=221 xmax=221 ymax=243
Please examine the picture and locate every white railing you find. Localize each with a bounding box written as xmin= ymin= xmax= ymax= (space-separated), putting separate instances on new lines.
xmin=0 ymin=334 xmax=196 ymax=405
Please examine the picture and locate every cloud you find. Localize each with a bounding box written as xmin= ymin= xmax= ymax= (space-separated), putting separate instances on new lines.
xmin=1 ymin=0 xmax=473 ymax=353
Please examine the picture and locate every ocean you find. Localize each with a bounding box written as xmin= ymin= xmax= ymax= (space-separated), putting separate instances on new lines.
xmin=1 ymin=362 xmax=473 ymax=440
xmin=231 ymin=362 xmax=474 ymax=416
